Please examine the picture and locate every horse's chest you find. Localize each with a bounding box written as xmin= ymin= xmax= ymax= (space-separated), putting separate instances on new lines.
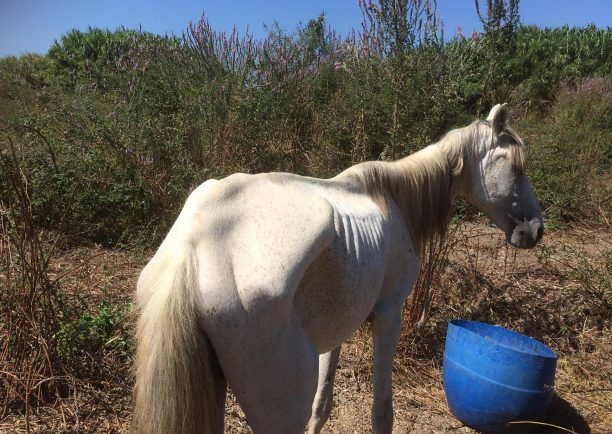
xmin=295 ymin=220 xmax=388 ymax=353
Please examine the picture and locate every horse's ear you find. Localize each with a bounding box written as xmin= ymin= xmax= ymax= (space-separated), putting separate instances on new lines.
xmin=487 ymin=103 xmax=509 ymax=135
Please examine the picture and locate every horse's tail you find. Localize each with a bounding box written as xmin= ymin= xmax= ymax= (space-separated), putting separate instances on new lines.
xmin=133 ymin=243 xmax=222 ymax=434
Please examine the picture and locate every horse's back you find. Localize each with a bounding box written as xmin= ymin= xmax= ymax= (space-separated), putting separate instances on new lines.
xmin=189 ymin=174 xmax=398 ymax=348
xmin=145 ymin=172 xmax=397 ymax=350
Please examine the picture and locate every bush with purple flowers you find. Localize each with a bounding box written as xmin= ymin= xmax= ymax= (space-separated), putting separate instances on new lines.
xmin=0 ymin=1 xmax=610 ymax=246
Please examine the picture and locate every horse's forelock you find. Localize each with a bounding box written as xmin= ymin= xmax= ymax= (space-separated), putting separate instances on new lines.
xmin=502 ymin=125 xmax=527 ymax=176
xmin=471 ymin=120 xmax=527 ymax=176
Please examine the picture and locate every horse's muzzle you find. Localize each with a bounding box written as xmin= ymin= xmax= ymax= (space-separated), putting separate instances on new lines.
xmin=508 ymin=218 xmax=544 ymax=249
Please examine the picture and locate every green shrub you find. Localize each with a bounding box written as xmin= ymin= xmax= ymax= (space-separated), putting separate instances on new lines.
xmin=1 ymin=7 xmax=610 ymax=246
xmin=54 ymin=302 xmax=132 ymax=359
xmin=518 ymin=76 xmax=611 ymax=225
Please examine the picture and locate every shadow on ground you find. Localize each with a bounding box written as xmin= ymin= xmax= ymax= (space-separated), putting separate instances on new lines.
xmin=502 ymin=394 xmax=590 ymax=434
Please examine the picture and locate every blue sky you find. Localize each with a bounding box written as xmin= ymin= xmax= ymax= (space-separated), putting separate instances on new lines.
xmin=1 ymin=0 xmax=610 ymax=57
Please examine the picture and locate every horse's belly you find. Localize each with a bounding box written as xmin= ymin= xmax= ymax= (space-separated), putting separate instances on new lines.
xmin=294 ymin=244 xmax=386 ymax=354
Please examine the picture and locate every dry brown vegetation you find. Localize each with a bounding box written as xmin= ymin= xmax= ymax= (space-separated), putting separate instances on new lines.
xmin=1 ymin=219 xmax=609 ymax=433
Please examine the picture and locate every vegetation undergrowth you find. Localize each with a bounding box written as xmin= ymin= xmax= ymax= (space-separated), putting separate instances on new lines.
xmin=54 ymin=301 xmax=132 ymax=359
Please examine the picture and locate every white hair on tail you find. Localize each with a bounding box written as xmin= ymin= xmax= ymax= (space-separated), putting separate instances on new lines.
xmin=133 ymin=243 xmax=223 ymax=434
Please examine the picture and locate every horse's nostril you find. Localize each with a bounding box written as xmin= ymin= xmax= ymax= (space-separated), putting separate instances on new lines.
xmin=536 ymin=225 xmax=544 ymax=241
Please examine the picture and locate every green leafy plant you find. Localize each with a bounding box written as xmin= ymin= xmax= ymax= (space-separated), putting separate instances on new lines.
xmin=54 ymin=301 xmax=132 ymax=359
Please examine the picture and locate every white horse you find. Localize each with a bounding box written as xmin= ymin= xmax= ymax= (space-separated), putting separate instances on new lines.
xmin=133 ymin=104 xmax=543 ymax=434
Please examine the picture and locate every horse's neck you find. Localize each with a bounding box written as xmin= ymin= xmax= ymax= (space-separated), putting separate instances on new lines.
xmin=382 ymin=144 xmax=456 ymax=254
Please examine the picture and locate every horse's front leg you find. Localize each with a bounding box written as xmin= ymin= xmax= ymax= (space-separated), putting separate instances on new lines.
xmin=307 ymin=346 xmax=341 ymax=434
xmin=370 ymin=305 xmax=403 ymax=434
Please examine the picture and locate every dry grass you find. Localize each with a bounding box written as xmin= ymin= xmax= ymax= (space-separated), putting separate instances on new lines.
xmin=0 ymin=243 xmax=142 ymax=434
xmin=1 ymin=221 xmax=610 ymax=433
xmin=1 ymin=135 xmax=62 ymax=430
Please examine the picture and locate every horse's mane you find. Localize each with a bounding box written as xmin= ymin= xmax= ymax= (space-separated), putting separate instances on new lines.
xmin=345 ymin=120 xmax=526 ymax=256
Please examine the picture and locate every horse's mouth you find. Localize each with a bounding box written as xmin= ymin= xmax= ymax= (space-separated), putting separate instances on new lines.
xmin=507 ymin=220 xmax=544 ymax=249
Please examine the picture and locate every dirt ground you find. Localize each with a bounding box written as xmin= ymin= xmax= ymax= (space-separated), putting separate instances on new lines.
xmin=2 ymin=222 xmax=610 ymax=433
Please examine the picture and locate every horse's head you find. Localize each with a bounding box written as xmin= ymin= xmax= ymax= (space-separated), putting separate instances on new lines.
xmin=464 ymin=104 xmax=543 ymax=249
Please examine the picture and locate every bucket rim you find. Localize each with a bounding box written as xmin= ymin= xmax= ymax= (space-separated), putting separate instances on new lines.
xmin=448 ymin=319 xmax=557 ymax=360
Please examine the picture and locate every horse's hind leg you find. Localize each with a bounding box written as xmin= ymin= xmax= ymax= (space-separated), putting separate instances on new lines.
xmin=214 ymin=311 xmax=319 ymax=434
xmin=308 ymin=347 xmax=341 ymax=434
xmin=211 ymin=353 xmax=227 ymax=433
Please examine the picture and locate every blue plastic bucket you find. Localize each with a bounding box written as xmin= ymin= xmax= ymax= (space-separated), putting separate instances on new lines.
xmin=443 ymin=320 xmax=557 ymax=433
